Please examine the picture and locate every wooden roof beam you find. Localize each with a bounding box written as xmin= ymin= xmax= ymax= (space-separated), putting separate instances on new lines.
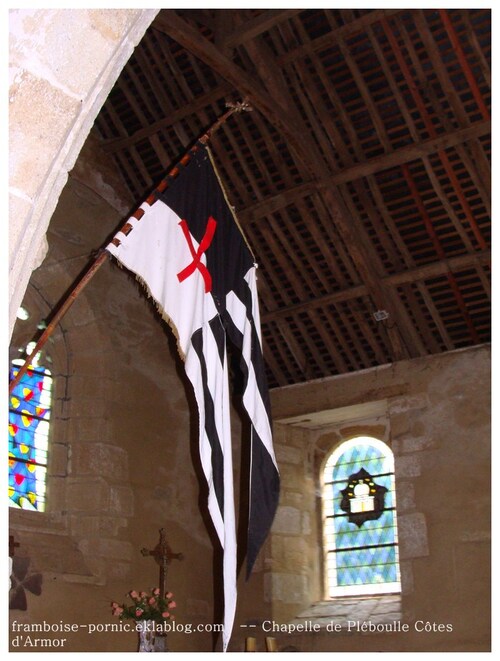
xmin=222 ymin=9 xmax=303 ymax=49
xmin=277 ymin=8 xmax=404 ymax=65
xmin=239 ymin=120 xmax=490 ymax=222
xmin=153 ymin=9 xmax=312 ymax=164
xmin=262 ymin=250 xmax=491 ymax=323
xmin=155 ymin=9 xmax=420 ymax=361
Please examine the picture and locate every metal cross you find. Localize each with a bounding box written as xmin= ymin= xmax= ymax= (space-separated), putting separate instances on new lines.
xmin=141 ymin=528 xmax=183 ymax=598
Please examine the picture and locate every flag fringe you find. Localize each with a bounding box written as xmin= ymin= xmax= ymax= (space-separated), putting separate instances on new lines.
xmin=132 ymin=269 xmax=186 ymax=364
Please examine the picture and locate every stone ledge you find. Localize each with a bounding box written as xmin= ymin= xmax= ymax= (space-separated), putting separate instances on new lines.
xmin=291 ymin=594 xmax=402 ymax=629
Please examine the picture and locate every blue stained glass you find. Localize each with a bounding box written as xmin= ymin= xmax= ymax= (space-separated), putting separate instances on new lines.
xmin=8 ymin=362 xmax=52 ymax=511
xmin=323 ymin=437 xmax=401 ymax=596
xmin=336 ymin=545 xmax=397 ymax=569
xmin=334 ymin=510 xmax=396 ymax=546
xmin=337 ymin=561 xmax=398 ymax=586
xmin=332 ymin=444 xmax=388 ymax=483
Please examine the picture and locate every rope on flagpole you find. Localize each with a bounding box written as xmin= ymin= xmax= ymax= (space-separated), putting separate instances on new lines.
xmin=9 ymin=99 xmax=252 ymax=394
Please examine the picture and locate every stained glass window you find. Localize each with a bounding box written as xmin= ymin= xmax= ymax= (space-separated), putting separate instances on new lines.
xmin=322 ymin=437 xmax=401 ymax=597
xmin=8 ymin=347 xmax=52 ymax=512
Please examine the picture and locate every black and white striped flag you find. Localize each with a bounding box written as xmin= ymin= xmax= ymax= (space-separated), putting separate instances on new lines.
xmin=106 ymin=144 xmax=280 ymax=651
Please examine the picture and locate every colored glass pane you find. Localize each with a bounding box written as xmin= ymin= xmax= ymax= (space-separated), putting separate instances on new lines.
xmin=323 ymin=437 xmax=401 ymax=597
xmin=8 ymin=360 xmax=52 ymax=512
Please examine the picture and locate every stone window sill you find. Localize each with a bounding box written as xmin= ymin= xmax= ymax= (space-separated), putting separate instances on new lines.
xmin=291 ymin=594 xmax=402 ymax=630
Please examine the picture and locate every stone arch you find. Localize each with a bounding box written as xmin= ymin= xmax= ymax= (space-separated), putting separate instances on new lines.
xmin=9 ymin=8 xmax=159 ymax=334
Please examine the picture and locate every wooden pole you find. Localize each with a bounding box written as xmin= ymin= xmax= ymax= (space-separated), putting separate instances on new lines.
xmin=9 ymin=99 xmax=251 ymax=394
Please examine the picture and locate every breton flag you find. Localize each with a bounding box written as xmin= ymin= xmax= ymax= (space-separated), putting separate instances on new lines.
xmin=106 ymin=144 xmax=280 ymax=651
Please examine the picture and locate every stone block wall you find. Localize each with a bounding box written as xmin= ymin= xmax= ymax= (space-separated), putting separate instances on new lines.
xmin=264 ymin=346 xmax=490 ymax=652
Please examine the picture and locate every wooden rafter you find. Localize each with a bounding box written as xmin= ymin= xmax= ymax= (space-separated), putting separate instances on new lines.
xmin=93 ymin=8 xmax=491 ymax=388
xmin=239 ymin=120 xmax=490 ymax=223
xmin=262 ymin=250 xmax=491 ymax=323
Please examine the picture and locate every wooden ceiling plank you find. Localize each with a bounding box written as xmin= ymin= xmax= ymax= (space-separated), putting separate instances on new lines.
xmin=260 ymin=328 xmax=289 ymax=388
xmin=364 ymin=175 xmax=455 ymax=351
xmin=334 ymin=183 xmax=427 ymax=358
xmin=274 ymin=319 xmax=312 ymax=381
xmin=271 ymin=20 xmax=351 ymax=168
xmin=293 ymin=198 xmax=353 ymax=290
xmin=402 ymin=164 xmax=480 ymax=344
xmin=278 ymin=8 xmax=405 ymax=66
xmin=328 ymin=121 xmax=490 ymax=185
xmin=102 ymin=87 xmax=232 ymax=153
xmin=366 ymin=23 xmax=420 ymax=144
xmin=413 ymin=10 xmax=471 ymax=128
xmin=332 ymin=299 xmax=374 ymax=367
xmin=399 ymin=282 xmax=443 ymax=354
xmin=439 ymin=9 xmax=490 ymax=122
xmin=310 ymin=193 xmax=361 ymax=286
xmin=455 ymin=141 xmax=491 ymax=218
xmin=351 ymin=306 xmax=389 ymax=365
xmin=114 ymin=79 xmax=171 ymax=168
xmin=262 ymin=249 xmax=490 ymax=323
xmin=458 ymin=9 xmax=491 ymax=88
xmin=322 ymin=307 xmax=363 ymax=372
xmin=414 ymin=282 xmax=454 ymax=351
xmin=339 ymin=180 xmax=428 ymax=357
xmin=348 ymin=179 xmax=404 ymax=271
xmin=239 ymin=120 xmax=490 ymax=222
xmin=288 ymin=16 xmax=367 ymax=165
xmin=161 ymin=11 xmax=403 ymax=355
xmin=382 ymin=14 xmax=488 ymax=254
xmin=268 ymin=322 xmax=306 ymax=385
xmin=336 ymin=37 xmax=392 ymax=152
xmin=420 ymin=156 xmax=479 ymax=255
xmin=220 ymin=120 xmax=271 ymax=205
xmin=345 ymin=179 xmax=438 ymax=357
xmin=292 ymin=316 xmax=333 ymax=378
xmin=176 ymin=9 xmax=216 ymax=32
xmin=150 ymin=9 xmax=484 ymax=362
xmin=104 ymin=101 xmax=154 ymax=190
xmin=284 ymin=65 xmax=340 ymax=172
xmin=307 ymin=308 xmax=350 ymax=373
xmin=222 ymin=9 xmax=303 ymax=49
xmin=153 ymin=9 xmax=322 ymax=176
xmin=261 ymin=213 xmax=316 ymax=301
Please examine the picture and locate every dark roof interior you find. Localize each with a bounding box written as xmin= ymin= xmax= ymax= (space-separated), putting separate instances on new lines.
xmin=93 ymin=8 xmax=491 ymax=389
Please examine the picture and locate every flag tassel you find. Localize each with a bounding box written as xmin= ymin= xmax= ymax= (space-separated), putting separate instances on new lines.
xmin=9 ymin=99 xmax=251 ymax=394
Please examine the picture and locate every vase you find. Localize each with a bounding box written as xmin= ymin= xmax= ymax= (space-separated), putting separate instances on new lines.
xmin=137 ymin=621 xmax=168 ymax=652
xmin=137 ymin=620 xmax=156 ymax=652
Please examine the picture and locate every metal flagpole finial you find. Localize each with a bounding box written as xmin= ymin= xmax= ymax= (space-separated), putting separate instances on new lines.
xmin=225 ymin=98 xmax=253 ymax=113
xmin=199 ymin=98 xmax=252 ymax=145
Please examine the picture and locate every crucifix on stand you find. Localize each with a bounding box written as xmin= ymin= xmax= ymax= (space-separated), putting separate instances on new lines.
xmin=141 ymin=528 xmax=183 ymax=599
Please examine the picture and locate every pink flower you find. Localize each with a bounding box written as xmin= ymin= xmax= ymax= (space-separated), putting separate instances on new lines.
xmin=153 ymin=587 xmax=160 ymax=596
xmin=161 ymin=611 xmax=170 ymax=619
xmin=129 ymin=590 xmax=139 ymax=599
xmin=112 ymin=606 xmax=124 ymax=616
xmin=135 ymin=608 xmax=144 ymax=617
xmin=168 ymin=601 xmax=176 ymax=609
xmin=165 ymin=592 xmax=173 ymax=599
xmin=148 ymin=597 xmax=156 ymax=606
xmin=111 ymin=602 xmax=119 ymax=609
xmin=139 ymin=591 xmax=147 ymax=599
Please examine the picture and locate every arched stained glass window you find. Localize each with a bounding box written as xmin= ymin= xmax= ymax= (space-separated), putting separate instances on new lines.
xmin=8 ymin=345 xmax=52 ymax=512
xmin=322 ymin=437 xmax=401 ymax=597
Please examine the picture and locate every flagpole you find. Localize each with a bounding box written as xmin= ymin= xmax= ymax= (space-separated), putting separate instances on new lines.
xmin=9 ymin=99 xmax=252 ymax=394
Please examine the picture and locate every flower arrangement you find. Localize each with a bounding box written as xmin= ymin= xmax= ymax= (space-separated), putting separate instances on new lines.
xmin=111 ymin=588 xmax=176 ymax=623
